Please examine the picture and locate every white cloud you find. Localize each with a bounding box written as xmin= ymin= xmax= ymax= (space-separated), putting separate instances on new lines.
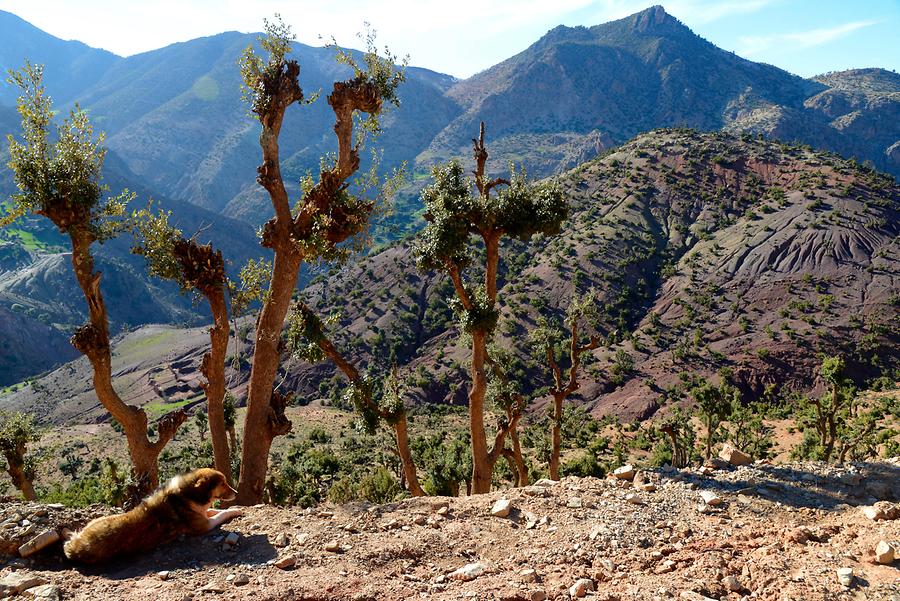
xmin=736 ymin=20 xmax=879 ymax=57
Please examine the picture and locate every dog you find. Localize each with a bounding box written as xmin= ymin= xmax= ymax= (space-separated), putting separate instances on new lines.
xmin=63 ymin=468 xmax=243 ymax=564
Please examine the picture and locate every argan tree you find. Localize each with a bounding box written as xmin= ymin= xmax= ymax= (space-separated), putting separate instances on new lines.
xmin=4 ymin=63 xmax=186 ymax=495
xmin=131 ymin=208 xmax=232 ymax=480
xmin=530 ymin=291 xmax=601 ymax=480
xmin=415 ymin=123 xmax=567 ymax=493
xmin=691 ymin=378 xmax=736 ymax=461
xmin=287 ymin=303 xmax=424 ymax=496
xmin=234 ymin=19 xmax=404 ymax=504
xmin=0 ymin=411 xmax=40 ymax=501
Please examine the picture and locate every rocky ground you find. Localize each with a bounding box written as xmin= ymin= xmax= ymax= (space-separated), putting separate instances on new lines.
xmin=0 ymin=459 xmax=898 ymax=601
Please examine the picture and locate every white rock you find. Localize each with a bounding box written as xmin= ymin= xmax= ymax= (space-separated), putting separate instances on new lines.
xmin=232 ymin=573 xmax=250 ymax=586
xmin=324 ymin=540 xmax=343 ymax=553
xmin=700 ymin=491 xmax=722 ymax=506
xmin=613 ymin=465 xmax=635 ymax=481
xmin=273 ymin=532 xmax=289 ymax=547
xmin=491 ymin=499 xmax=512 ymax=518
xmin=874 ymin=541 xmax=894 ymax=565
xmin=722 ymin=575 xmax=742 ymax=592
xmin=274 ymin=555 xmax=297 ymax=569
xmin=448 ymin=562 xmax=488 ymax=581
xmin=836 ymin=567 xmax=854 ymax=587
xmin=21 ymin=584 xmax=61 ymax=601
xmin=157 ymin=571 xmax=170 ymax=581
xmin=533 ymin=478 xmax=557 ymax=487
xmin=519 ymin=568 xmax=537 ymax=582
xmin=625 ymin=493 xmax=644 ymax=505
xmin=718 ymin=444 xmax=751 ymax=466
xmin=18 ymin=530 xmax=60 ymax=558
xmin=679 ymin=592 xmax=717 ymax=601
xmin=567 ymin=497 xmax=583 ymax=509
xmin=569 ymin=578 xmax=595 ymax=598
xmin=0 ymin=573 xmax=47 ymax=597
xmin=223 ymin=532 xmax=240 ymax=546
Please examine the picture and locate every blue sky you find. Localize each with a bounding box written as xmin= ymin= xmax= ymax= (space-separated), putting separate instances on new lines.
xmin=0 ymin=0 xmax=897 ymax=78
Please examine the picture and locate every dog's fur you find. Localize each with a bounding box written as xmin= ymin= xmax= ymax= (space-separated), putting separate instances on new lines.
xmin=63 ymin=468 xmax=242 ymax=564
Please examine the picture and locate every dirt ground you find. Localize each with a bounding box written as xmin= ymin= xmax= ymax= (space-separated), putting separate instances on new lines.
xmin=1 ymin=460 xmax=898 ymax=601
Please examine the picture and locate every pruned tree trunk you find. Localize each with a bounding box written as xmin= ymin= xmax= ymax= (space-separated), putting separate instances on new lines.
xmin=545 ymin=318 xmax=599 ymax=481
xmin=2 ymin=448 xmax=35 ymax=501
xmin=305 ymin=315 xmax=424 ymax=497
xmin=469 ymin=330 xmax=493 ymax=493
xmin=508 ymin=410 xmax=528 ymax=487
xmin=201 ymin=286 xmax=232 ymax=480
xmin=549 ymin=393 xmax=565 ymax=481
xmin=235 ymin=58 xmax=387 ymax=505
xmin=69 ymin=228 xmax=185 ymax=497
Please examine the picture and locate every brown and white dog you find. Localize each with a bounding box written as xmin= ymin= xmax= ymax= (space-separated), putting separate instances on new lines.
xmin=64 ymin=468 xmax=242 ymax=564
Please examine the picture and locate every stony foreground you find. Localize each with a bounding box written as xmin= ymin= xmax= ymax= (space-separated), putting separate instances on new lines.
xmin=0 ymin=461 xmax=898 ymax=601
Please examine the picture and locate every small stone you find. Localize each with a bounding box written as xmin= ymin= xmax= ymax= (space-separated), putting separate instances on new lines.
xmin=491 ymin=499 xmax=512 ymax=518
xmin=200 ymin=580 xmax=226 ymax=593
xmin=18 ymin=530 xmax=60 ymax=557
xmin=836 ymin=567 xmax=854 ymax=587
xmin=638 ymin=482 xmax=657 ymax=492
xmin=875 ymin=541 xmax=895 ymax=565
xmin=449 ymin=562 xmax=488 ymax=581
xmin=436 ymin=506 xmax=450 ymax=516
xmin=274 ymin=555 xmax=296 ymax=569
xmin=523 ymin=486 xmax=549 ymax=497
xmin=519 ymin=568 xmax=537 ymax=582
xmin=529 ymin=591 xmax=547 ymax=601
xmin=324 ymin=540 xmax=343 ymax=553
xmin=679 ymin=592 xmax=717 ymax=601
xmin=613 ymin=465 xmax=635 ymax=481
xmin=533 ymin=479 xmax=557 ymax=487
xmin=273 ymin=532 xmax=288 ymax=547
xmin=295 ymin=533 xmax=309 ymax=545
xmin=700 ymin=491 xmax=722 ymax=506
xmin=21 ymin=584 xmax=61 ymax=601
xmin=223 ymin=532 xmax=240 ymax=546
xmin=567 ymin=497 xmax=583 ymax=509
xmin=232 ymin=573 xmax=250 ymax=586
xmin=0 ymin=573 xmax=47 ymax=597
xmin=718 ymin=444 xmax=751 ymax=466
xmin=569 ymin=578 xmax=595 ymax=598
xmin=722 ymin=575 xmax=742 ymax=592
xmin=158 ymin=571 xmax=171 ymax=581
xmin=625 ymin=493 xmax=643 ymax=505
xmin=655 ymin=560 xmax=676 ymax=574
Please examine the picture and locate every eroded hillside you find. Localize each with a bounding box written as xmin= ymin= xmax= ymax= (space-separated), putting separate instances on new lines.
xmin=3 ymin=130 xmax=897 ymax=425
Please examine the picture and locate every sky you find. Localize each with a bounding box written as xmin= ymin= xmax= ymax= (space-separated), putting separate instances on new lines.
xmin=0 ymin=0 xmax=897 ymax=79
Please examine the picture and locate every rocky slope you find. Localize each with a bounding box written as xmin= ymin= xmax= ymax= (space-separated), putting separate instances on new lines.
xmin=297 ymin=129 xmax=900 ymax=419
xmin=0 ymin=460 xmax=898 ymax=600
xmin=3 ymin=129 xmax=896 ymax=424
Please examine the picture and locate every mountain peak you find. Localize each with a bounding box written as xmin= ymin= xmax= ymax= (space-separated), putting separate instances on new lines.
xmin=627 ymin=5 xmax=684 ymax=33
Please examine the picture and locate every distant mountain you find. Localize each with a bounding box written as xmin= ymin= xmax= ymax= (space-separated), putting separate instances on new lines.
xmin=1 ymin=5 xmax=899 ymax=386
xmin=6 ymin=131 xmax=897 ymax=423
xmin=0 ymin=10 xmax=118 ymax=106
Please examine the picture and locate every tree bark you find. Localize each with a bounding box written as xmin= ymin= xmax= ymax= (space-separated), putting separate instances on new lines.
xmin=469 ymin=330 xmax=492 ymax=494
xmin=549 ymin=393 xmax=565 ymax=481
xmin=235 ymin=250 xmax=300 ymax=505
xmin=3 ymin=449 xmax=35 ymax=501
xmin=201 ymin=286 xmax=232 ymax=481
xmin=508 ymin=411 xmax=528 ymax=486
xmin=69 ymin=227 xmax=185 ymax=496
